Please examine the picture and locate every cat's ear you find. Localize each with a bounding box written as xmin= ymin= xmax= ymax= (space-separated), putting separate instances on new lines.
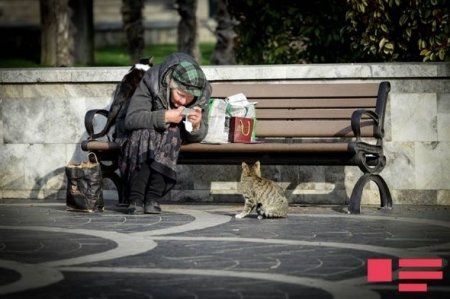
xmin=252 ymin=161 xmax=261 ymax=176
xmin=241 ymin=162 xmax=248 ymax=170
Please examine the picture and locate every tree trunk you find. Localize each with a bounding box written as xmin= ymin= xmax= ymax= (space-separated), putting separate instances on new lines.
xmin=40 ymin=0 xmax=74 ymax=66
xmin=69 ymin=0 xmax=94 ymax=65
xmin=211 ymin=0 xmax=236 ymax=65
xmin=122 ymin=0 xmax=145 ymax=64
xmin=176 ymin=0 xmax=200 ymax=62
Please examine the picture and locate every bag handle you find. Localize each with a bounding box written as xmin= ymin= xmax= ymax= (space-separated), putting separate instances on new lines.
xmin=239 ymin=119 xmax=251 ymax=136
xmin=88 ymin=152 xmax=99 ymax=164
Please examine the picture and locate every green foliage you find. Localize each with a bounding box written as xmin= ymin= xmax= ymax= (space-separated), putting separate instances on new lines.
xmin=0 ymin=59 xmax=41 ymax=68
xmin=344 ymin=0 xmax=450 ymax=62
xmin=94 ymin=46 xmax=134 ymax=66
xmin=95 ymin=43 xmax=215 ymax=66
xmin=0 ymin=43 xmax=216 ymax=68
xmin=228 ymin=0 xmax=350 ymax=64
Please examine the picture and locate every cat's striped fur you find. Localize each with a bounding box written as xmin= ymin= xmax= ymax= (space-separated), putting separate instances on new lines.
xmin=236 ymin=161 xmax=289 ymax=219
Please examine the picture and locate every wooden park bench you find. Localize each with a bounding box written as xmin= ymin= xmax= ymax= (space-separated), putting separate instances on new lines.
xmin=82 ymin=80 xmax=393 ymax=214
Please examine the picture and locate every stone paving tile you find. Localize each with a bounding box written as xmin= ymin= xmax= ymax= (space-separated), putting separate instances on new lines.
xmin=5 ymin=273 xmax=333 ymax=299
xmin=0 ymin=200 xmax=449 ymax=299
xmin=1 ymin=203 xmax=195 ymax=233
xmin=89 ymin=240 xmax=381 ymax=281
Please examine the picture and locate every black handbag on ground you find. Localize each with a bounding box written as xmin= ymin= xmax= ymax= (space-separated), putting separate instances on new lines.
xmin=65 ymin=152 xmax=104 ymax=212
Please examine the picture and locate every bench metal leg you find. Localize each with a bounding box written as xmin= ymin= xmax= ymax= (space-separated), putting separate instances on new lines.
xmin=102 ymin=171 xmax=128 ymax=207
xmin=348 ymin=173 xmax=393 ymax=214
xmin=94 ymin=157 xmax=128 ymax=207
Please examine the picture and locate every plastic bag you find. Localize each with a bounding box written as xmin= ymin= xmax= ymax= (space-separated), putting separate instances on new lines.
xmin=202 ymin=98 xmax=230 ymax=143
xmin=226 ymin=93 xmax=257 ymax=142
xmin=202 ymin=93 xmax=257 ymax=144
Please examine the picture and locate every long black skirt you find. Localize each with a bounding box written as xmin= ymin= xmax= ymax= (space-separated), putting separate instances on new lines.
xmin=119 ymin=125 xmax=182 ymax=187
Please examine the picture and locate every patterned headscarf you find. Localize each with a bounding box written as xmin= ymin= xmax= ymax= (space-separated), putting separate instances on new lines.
xmin=170 ymin=60 xmax=207 ymax=97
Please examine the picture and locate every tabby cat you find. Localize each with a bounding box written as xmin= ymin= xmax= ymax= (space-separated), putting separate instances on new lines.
xmin=236 ymin=161 xmax=289 ymax=219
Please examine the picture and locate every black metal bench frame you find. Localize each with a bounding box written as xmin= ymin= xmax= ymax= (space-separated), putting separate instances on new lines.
xmin=82 ymin=80 xmax=393 ymax=214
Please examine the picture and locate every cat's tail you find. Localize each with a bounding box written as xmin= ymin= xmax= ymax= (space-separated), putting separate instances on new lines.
xmin=264 ymin=210 xmax=288 ymax=218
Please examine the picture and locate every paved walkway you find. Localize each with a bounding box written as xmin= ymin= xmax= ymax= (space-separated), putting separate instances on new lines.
xmin=0 ymin=200 xmax=449 ymax=299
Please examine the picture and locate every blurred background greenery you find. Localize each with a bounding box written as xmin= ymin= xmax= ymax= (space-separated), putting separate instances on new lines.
xmin=0 ymin=43 xmax=215 ymax=68
xmin=0 ymin=0 xmax=448 ymax=67
xmin=94 ymin=43 xmax=215 ymax=66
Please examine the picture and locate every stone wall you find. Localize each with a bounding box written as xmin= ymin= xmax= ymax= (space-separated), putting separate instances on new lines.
xmin=1 ymin=63 xmax=449 ymax=206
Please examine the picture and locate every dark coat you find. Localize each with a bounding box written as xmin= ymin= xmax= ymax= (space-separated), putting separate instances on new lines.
xmin=124 ymin=52 xmax=211 ymax=143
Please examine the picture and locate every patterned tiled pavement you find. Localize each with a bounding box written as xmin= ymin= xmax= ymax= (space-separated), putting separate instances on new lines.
xmin=0 ymin=200 xmax=449 ymax=299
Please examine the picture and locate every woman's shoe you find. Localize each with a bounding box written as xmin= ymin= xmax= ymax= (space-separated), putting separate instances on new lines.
xmin=127 ymin=203 xmax=145 ymax=215
xmin=144 ymin=201 xmax=161 ymax=214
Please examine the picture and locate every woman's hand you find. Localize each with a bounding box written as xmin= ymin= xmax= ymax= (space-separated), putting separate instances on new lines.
xmin=187 ymin=107 xmax=202 ymax=131
xmin=165 ymin=107 xmax=184 ymax=124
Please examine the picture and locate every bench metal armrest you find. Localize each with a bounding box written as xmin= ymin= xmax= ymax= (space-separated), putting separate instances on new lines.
xmin=84 ymin=109 xmax=110 ymax=140
xmin=351 ymin=109 xmax=381 ymax=141
xmin=350 ymin=109 xmax=386 ymax=174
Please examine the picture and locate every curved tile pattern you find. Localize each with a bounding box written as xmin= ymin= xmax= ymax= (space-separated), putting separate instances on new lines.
xmin=0 ymin=203 xmax=449 ymax=298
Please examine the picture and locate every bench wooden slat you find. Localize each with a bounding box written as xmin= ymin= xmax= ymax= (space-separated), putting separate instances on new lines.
xmin=81 ymin=140 xmax=121 ymax=151
xmin=181 ymin=142 xmax=350 ymax=153
xmin=250 ymin=98 xmax=377 ymax=108
xmin=256 ymin=108 xmax=374 ymax=119
xmin=256 ymin=120 xmax=375 ymax=137
xmin=211 ymin=83 xmax=379 ymax=98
